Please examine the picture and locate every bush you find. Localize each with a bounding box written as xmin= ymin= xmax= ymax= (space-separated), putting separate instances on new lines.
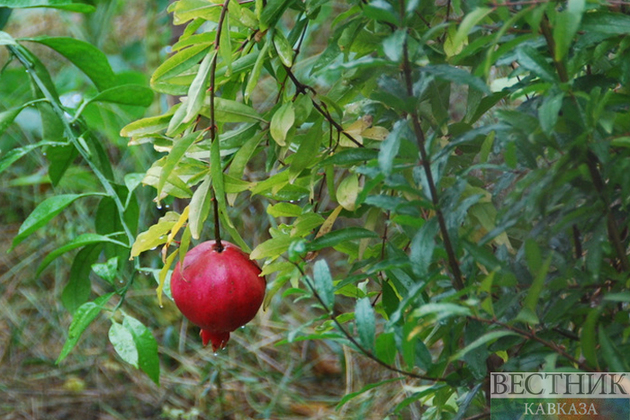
xmin=3 ymin=0 xmax=630 ymax=417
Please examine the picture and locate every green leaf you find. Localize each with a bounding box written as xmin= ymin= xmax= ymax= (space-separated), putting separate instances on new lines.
xmin=382 ymin=29 xmax=406 ymax=62
xmin=410 ymin=219 xmax=439 ymax=277
xmin=423 ymin=65 xmax=490 ymax=94
xmin=0 ymin=140 xmax=64 ymax=175
xmin=120 ymin=113 xmax=172 ymax=138
xmin=0 ymin=105 xmax=24 ymax=135
xmin=219 ymin=15 xmax=232 ymax=73
xmin=291 ymin=212 xmax=325 ymax=237
xmin=122 ymin=315 xmax=160 ymax=385
xmin=228 ymin=132 xmax=264 ymax=179
xmin=267 ymin=202 xmax=303 ymax=217
xmin=581 ymin=308 xmax=601 ymax=369
xmin=452 ymin=7 xmax=493 ymax=53
xmin=378 ymin=120 xmax=404 ymax=176
xmin=524 ymin=238 xmax=542 ymax=273
xmin=131 ymin=212 xmax=180 ymax=258
xmin=87 ymin=84 xmax=154 ymax=107
xmin=57 ymin=293 xmax=114 ymax=364
xmin=184 ymin=50 xmax=215 ymax=123
xmin=91 ymin=256 xmax=119 ymax=284
xmin=62 ymin=244 xmax=102 ymax=314
xmin=312 ymin=259 xmax=334 ymax=310
xmin=124 ymin=173 xmax=145 ymax=196
xmin=273 ymin=30 xmax=293 ymax=67
xmin=355 ymin=297 xmax=375 ymax=353
xmin=46 ymin=144 xmax=78 ymax=186
xmin=37 ymin=234 xmax=127 ymax=277
xmin=245 ymin=42 xmax=270 ymax=101
xmin=363 ymin=0 xmax=399 ymax=26
xmin=12 ymin=193 xmax=84 ymax=250
xmin=289 ymin=121 xmax=322 ymax=182
xmin=517 ymin=46 xmax=558 ymax=83
xmin=0 ymin=0 xmax=95 ymax=12
xmin=202 ymin=97 xmax=265 ymax=123
xmin=165 ymin=100 xmax=190 ymax=136
xmin=219 ymin=209 xmax=251 ymax=252
xmin=270 ymin=102 xmax=295 ymax=146
xmin=451 ymin=331 xmax=519 ymax=361
xmin=598 ymin=325 xmax=628 ymax=371
xmin=603 ymin=292 xmax=630 ymax=302
xmin=189 ymin=175 xmax=212 ymax=240
xmin=581 ymin=11 xmax=630 ymax=35
xmin=553 ymin=0 xmax=584 ymax=61
xmin=375 ymin=332 xmax=396 ymax=365
xmin=539 ymin=92 xmax=564 ymax=136
xmin=260 ymin=0 xmax=293 ymax=30
xmin=250 ymin=235 xmax=291 ymax=260
xmin=151 ymin=43 xmax=212 ymax=91
xmin=157 ymin=133 xmax=199 ymax=203
xmin=516 ymin=255 xmax=551 ymax=325
xmin=109 ymin=321 xmax=138 ymax=368
xmin=309 ymin=227 xmax=378 ymax=251
xmin=170 ymin=0 xmax=221 ymax=25
xmin=411 ymin=303 xmax=473 ymax=320
xmin=210 ymin=130 xmax=228 ymax=239
xmin=321 ymin=148 xmax=379 ymax=167
xmin=28 ymin=36 xmax=117 ymax=91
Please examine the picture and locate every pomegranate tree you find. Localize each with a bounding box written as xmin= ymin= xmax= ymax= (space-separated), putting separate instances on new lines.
xmin=170 ymin=240 xmax=266 ymax=351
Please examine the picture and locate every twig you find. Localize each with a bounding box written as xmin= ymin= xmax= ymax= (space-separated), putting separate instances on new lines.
xmin=207 ymin=0 xmax=231 ymax=252
xmin=469 ymin=315 xmax=594 ymax=371
xmin=283 ymin=66 xmax=364 ymax=148
xmin=400 ymin=38 xmax=465 ymax=291
xmin=293 ymin=262 xmax=446 ymax=382
xmin=9 ymin=44 xmax=141 ymax=304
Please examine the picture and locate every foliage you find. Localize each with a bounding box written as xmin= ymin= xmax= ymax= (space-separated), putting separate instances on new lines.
xmin=0 ymin=1 xmax=161 ymax=385
xmin=3 ymin=0 xmax=630 ymax=417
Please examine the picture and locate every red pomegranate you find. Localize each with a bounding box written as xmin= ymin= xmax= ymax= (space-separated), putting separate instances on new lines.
xmin=170 ymin=240 xmax=266 ymax=351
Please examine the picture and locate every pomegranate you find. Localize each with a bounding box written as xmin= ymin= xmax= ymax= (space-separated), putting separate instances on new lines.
xmin=170 ymin=240 xmax=265 ymax=351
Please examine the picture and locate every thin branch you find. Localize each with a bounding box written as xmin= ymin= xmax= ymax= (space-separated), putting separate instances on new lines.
xmin=469 ymin=315 xmax=594 ymax=371
xmin=283 ymin=65 xmax=364 ymax=148
xmin=9 ymin=45 xmax=135 ymax=248
xmin=207 ymin=0 xmax=231 ymax=252
xmin=9 ymin=44 xmax=140 ymax=302
xmin=293 ymin=262 xmax=446 ymax=382
xmin=400 ymin=39 xmax=464 ymax=291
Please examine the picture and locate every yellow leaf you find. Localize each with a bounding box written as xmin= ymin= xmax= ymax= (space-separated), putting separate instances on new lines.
xmin=361 ymin=126 xmax=389 ymax=140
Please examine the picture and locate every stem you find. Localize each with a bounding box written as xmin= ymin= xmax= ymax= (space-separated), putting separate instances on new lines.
xmin=283 ymin=65 xmax=364 ymax=148
xmin=294 ymin=262 xmax=446 ymax=382
xmin=469 ymin=315 xmax=594 ymax=371
xmin=9 ymin=45 xmax=135 ymax=248
xmin=208 ymin=0 xmax=231 ymax=252
xmin=400 ymin=38 xmax=464 ymax=291
xmin=9 ymin=44 xmax=140 ymax=302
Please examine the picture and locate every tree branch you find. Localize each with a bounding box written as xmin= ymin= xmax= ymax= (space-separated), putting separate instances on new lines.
xmin=293 ymin=262 xmax=446 ymax=382
xmin=283 ymin=65 xmax=364 ymax=148
xmin=207 ymin=0 xmax=231 ymax=252
xmin=400 ymin=39 xmax=464 ymax=291
xmin=469 ymin=315 xmax=594 ymax=372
